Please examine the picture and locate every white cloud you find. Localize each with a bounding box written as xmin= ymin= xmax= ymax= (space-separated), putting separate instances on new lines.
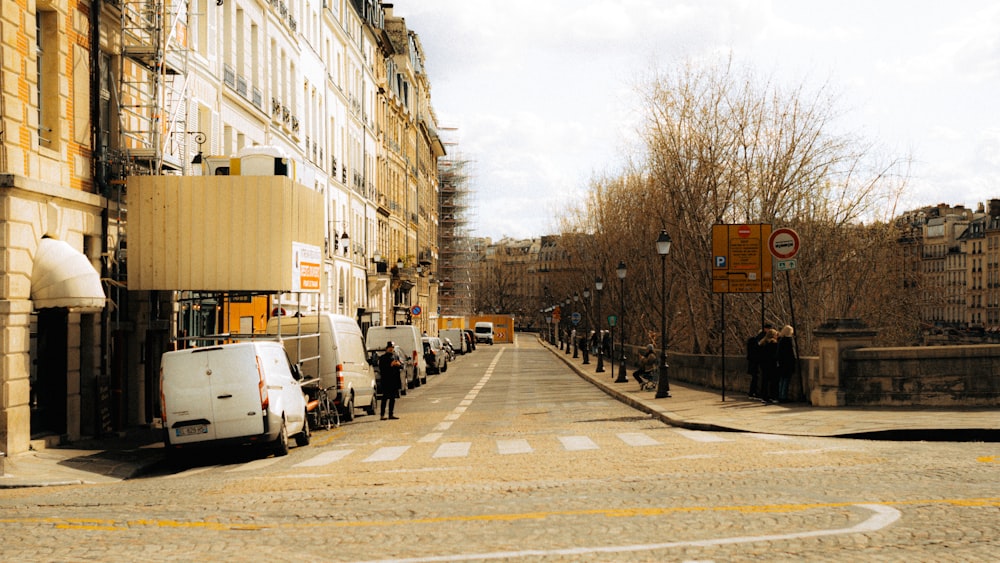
xmin=396 ymin=1 xmax=1000 ymax=238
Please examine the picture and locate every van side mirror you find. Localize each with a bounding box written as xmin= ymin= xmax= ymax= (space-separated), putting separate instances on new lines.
xmin=290 ymin=363 xmax=303 ymax=381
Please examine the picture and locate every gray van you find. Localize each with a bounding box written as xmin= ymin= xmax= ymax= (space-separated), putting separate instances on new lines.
xmin=266 ymin=313 xmax=376 ymax=422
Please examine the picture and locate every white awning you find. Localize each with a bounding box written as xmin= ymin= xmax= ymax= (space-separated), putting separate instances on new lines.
xmin=30 ymin=238 xmax=106 ymax=312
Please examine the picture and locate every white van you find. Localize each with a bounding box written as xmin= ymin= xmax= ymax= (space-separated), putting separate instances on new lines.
xmin=160 ymin=341 xmax=310 ymax=459
xmin=440 ymin=328 xmax=467 ymax=354
xmin=365 ymin=325 xmax=426 ymax=390
xmin=266 ymin=313 xmax=376 ymax=422
xmin=474 ymin=322 xmax=495 ymax=345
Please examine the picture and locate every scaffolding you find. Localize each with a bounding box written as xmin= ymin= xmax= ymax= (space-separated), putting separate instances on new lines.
xmin=437 ymin=127 xmax=475 ymax=317
xmin=119 ymin=0 xmax=193 ymax=176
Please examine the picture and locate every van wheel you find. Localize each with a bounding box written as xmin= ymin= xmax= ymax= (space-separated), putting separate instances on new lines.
xmin=295 ymin=410 xmax=311 ymax=447
xmin=273 ymin=419 xmax=290 ymax=457
xmin=340 ymin=394 xmax=355 ymax=423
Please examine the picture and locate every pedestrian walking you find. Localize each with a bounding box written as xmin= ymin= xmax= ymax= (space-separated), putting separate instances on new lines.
xmin=776 ymin=325 xmax=796 ymax=402
xmin=745 ymin=323 xmax=771 ymax=399
xmin=757 ymin=328 xmax=780 ymax=403
xmin=377 ymin=342 xmax=403 ymax=420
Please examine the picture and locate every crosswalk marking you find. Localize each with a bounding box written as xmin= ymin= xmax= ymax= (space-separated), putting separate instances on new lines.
xmin=363 ymin=445 xmax=410 ymax=462
xmin=673 ymin=429 xmax=731 ymax=443
xmin=433 ymin=442 xmax=471 ymax=458
xmin=226 ymin=457 xmax=282 ymax=472
xmin=293 ymin=450 xmax=353 ymax=467
xmin=617 ymin=432 xmax=660 ymax=447
xmin=497 ymin=439 xmax=533 ymax=455
xmin=748 ymin=433 xmax=792 ymax=441
xmin=559 ymin=435 xmax=599 ymax=451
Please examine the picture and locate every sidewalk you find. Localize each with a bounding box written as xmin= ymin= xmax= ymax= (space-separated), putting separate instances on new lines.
xmin=0 ymin=428 xmax=164 ymax=489
xmin=547 ymin=339 xmax=1000 ymax=442
xmin=3 ymin=341 xmax=998 ymax=489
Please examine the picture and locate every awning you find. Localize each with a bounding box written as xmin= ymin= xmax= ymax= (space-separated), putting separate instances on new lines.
xmin=30 ymin=237 xmax=106 ymax=312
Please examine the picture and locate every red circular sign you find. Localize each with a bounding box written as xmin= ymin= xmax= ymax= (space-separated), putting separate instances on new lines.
xmin=768 ymin=228 xmax=800 ymax=259
xmin=738 ymin=225 xmax=752 ymax=238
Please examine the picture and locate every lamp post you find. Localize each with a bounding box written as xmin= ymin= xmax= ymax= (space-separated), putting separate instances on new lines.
xmin=655 ymin=230 xmax=673 ymax=398
xmin=595 ymin=277 xmax=605 ymax=373
xmin=615 ymin=261 xmax=629 ymax=382
xmin=572 ymin=292 xmax=580 ymax=358
xmin=564 ymin=298 xmax=572 ymax=355
xmin=582 ymin=288 xmax=591 ymax=365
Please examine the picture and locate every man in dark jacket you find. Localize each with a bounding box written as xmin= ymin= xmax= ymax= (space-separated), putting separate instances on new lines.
xmin=378 ymin=342 xmax=403 ymax=420
xmin=746 ymin=323 xmax=771 ymax=399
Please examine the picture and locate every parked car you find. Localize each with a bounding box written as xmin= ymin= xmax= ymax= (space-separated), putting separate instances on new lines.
xmin=440 ymin=328 xmax=467 ymax=354
xmin=160 ymin=341 xmax=310 ymax=460
xmin=422 ymin=336 xmax=448 ymax=374
xmin=266 ymin=313 xmax=376 ymax=422
xmin=365 ymin=325 xmax=426 ymax=388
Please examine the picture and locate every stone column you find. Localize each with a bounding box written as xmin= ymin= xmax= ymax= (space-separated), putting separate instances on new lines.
xmin=0 ymin=299 xmax=34 ymax=456
xmin=811 ymin=318 xmax=877 ymax=406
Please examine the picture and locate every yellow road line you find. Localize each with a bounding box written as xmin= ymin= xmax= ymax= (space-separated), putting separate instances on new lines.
xmin=1 ymin=496 xmax=997 ymax=531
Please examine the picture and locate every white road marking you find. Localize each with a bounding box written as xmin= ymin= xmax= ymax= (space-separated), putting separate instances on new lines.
xmin=363 ymin=446 xmax=410 ymax=462
xmin=496 ymin=439 xmax=533 ymax=455
xmin=419 ymin=433 xmax=443 ymax=443
xmin=362 ymin=504 xmax=901 ymax=562
xmin=433 ymin=442 xmax=471 ymax=458
xmin=292 ymin=450 xmax=353 ymax=467
xmin=617 ymin=432 xmax=660 ymax=447
xmin=225 ymin=457 xmax=282 ymax=472
xmin=674 ymin=429 xmax=731 ymax=443
xmin=559 ymin=436 xmax=599 ymax=451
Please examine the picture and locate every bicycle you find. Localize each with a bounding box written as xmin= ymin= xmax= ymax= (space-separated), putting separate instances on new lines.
xmin=304 ymin=378 xmax=340 ymax=430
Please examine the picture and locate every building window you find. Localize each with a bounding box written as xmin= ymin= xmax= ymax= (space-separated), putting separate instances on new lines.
xmin=37 ymin=10 xmax=59 ymax=150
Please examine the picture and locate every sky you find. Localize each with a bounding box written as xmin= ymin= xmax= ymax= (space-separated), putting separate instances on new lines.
xmin=391 ymin=1 xmax=1000 ymax=241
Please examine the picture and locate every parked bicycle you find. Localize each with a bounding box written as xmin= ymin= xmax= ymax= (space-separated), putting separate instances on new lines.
xmin=302 ymin=377 xmax=340 ymax=430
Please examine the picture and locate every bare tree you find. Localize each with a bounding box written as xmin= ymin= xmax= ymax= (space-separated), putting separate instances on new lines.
xmin=568 ymin=56 xmax=913 ymax=356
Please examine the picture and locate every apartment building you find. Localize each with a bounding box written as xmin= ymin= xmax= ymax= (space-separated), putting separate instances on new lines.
xmin=0 ymin=0 xmax=444 ymax=454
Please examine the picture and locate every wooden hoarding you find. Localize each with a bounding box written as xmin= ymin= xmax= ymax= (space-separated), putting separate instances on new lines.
xmin=128 ymin=175 xmax=324 ymax=291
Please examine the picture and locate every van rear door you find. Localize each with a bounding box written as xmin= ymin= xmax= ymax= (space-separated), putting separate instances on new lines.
xmin=162 ymin=345 xmax=266 ymax=445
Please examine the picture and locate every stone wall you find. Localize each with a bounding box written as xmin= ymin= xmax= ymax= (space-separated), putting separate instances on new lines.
xmin=621 ymin=319 xmax=1000 ymax=407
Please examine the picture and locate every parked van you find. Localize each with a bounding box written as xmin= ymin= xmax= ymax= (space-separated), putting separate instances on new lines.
xmin=266 ymin=313 xmax=376 ymax=422
xmin=474 ymin=321 xmax=495 ymax=345
xmin=440 ymin=328 xmax=467 ymax=354
xmin=365 ymin=325 xmax=426 ymax=389
xmin=160 ymin=341 xmax=310 ymax=459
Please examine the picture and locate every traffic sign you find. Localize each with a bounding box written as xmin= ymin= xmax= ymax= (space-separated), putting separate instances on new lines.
xmin=712 ymin=224 xmax=773 ymax=294
xmin=571 ymin=312 xmax=581 ymax=325
xmin=768 ymin=227 xmax=801 ymax=260
xmin=410 ymin=305 xmax=422 ymax=317
xmin=777 ymin=259 xmax=797 ymax=271
xmin=607 ymin=315 xmax=618 ymax=327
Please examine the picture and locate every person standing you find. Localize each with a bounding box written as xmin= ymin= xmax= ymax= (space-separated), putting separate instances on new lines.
xmin=377 ymin=342 xmax=403 ymax=420
xmin=757 ymin=328 xmax=780 ymax=403
xmin=776 ymin=325 xmax=796 ymax=402
xmin=745 ymin=323 xmax=770 ymax=399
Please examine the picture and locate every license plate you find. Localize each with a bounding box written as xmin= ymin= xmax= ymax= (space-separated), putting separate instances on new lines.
xmin=175 ymin=424 xmax=207 ymax=437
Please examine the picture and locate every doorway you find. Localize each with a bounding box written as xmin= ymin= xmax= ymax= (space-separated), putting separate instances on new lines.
xmin=30 ymin=309 xmax=68 ymax=437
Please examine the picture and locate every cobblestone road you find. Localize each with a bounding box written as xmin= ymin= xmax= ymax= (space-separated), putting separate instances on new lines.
xmin=0 ymin=339 xmax=997 ymax=561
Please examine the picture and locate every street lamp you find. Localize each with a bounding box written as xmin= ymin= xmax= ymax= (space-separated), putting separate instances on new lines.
xmin=595 ymin=276 xmax=605 ymax=373
xmin=655 ymin=230 xmax=673 ymax=398
xmin=564 ymin=297 xmax=572 ymax=355
xmin=582 ymin=288 xmax=591 ymax=365
xmin=572 ymin=292 xmax=580 ymax=358
xmin=615 ymin=261 xmax=628 ymax=382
